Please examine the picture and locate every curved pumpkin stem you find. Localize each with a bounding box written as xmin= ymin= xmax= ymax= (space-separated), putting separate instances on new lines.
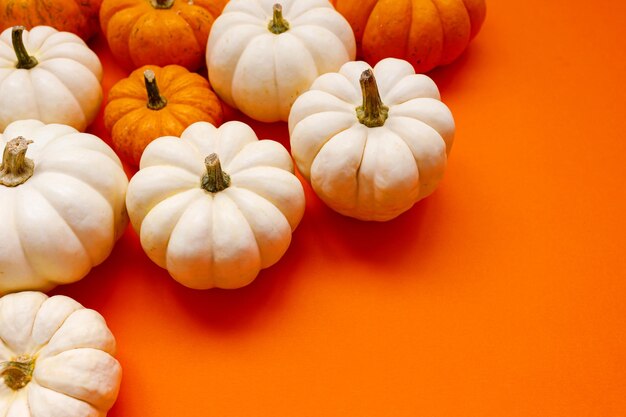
xmin=144 ymin=70 xmax=168 ymax=110
xmin=268 ymin=3 xmax=290 ymax=34
xmin=12 ymin=26 xmax=38 ymax=70
xmin=151 ymin=0 xmax=174 ymax=9
xmin=201 ymin=153 xmax=231 ymax=193
xmin=356 ymin=69 xmax=389 ymax=128
xmin=1 ymin=355 xmax=35 ymax=391
xmin=0 ymin=137 xmax=35 ymax=187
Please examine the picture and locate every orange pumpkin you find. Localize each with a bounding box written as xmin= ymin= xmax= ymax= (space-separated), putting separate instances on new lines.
xmin=0 ymin=0 xmax=102 ymax=40
xmin=99 ymin=0 xmax=227 ymax=71
xmin=104 ymin=64 xmax=223 ymax=166
xmin=330 ymin=0 xmax=486 ymax=73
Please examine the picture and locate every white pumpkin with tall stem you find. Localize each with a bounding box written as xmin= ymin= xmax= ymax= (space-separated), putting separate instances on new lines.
xmin=0 ymin=291 xmax=122 ymax=417
xmin=289 ymin=58 xmax=455 ymax=221
xmin=207 ymin=0 xmax=356 ymax=122
xmin=126 ymin=121 xmax=305 ymax=289
xmin=0 ymin=26 xmax=103 ymax=131
xmin=0 ymin=120 xmax=128 ymax=294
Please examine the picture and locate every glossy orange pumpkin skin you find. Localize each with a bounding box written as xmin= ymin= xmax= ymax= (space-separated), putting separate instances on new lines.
xmin=104 ymin=65 xmax=223 ymax=166
xmin=0 ymin=0 xmax=102 ymax=40
xmin=330 ymin=0 xmax=486 ymax=73
xmin=100 ymin=0 xmax=227 ymax=71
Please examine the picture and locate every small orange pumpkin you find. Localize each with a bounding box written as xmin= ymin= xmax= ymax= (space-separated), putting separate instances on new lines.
xmin=0 ymin=0 xmax=102 ymax=40
xmin=104 ymin=64 xmax=223 ymax=166
xmin=330 ymin=0 xmax=486 ymax=73
xmin=99 ymin=0 xmax=227 ymax=71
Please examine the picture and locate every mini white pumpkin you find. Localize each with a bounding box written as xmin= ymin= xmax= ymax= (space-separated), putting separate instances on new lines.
xmin=0 ymin=120 xmax=129 ymax=294
xmin=289 ymin=58 xmax=455 ymax=221
xmin=0 ymin=291 xmax=122 ymax=417
xmin=207 ymin=0 xmax=356 ymax=122
xmin=126 ymin=121 xmax=305 ymax=289
xmin=0 ymin=26 xmax=103 ymax=132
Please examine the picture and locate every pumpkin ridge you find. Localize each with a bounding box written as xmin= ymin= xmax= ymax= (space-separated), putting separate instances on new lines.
xmin=0 ymin=290 xmax=47 ymax=352
xmin=160 ymin=73 xmax=209 ymax=96
xmin=100 ymin=1 xmax=146 ymax=33
xmin=30 ymin=174 xmax=111 ymax=266
xmin=460 ymin=0 xmax=486 ymax=39
xmin=335 ymin=0 xmax=378 ymax=48
xmin=430 ymin=0 xmax=447 ymax=69
xmin=29 ymin=67 xmax=87 ymax=129
xmin=290 ymin=111 xmax=355 ymax=178
xmin=228 ymin=32 xmax=266 ymax=108
xmin=135 ymin=189 xmax=201 ymax=267
xmin=222 ymin=186 xmax=290 ymax=267
xmin=212 ymin=193 xmax=262 ymax=288
xmin=163 ymin=195 xmax=215 ymax=278
xmin=176 ymin=5 xmax=214 ymax=50
xmin=289 ymin=5 xmax=336 ymax=22
xmin=104 ymin=6 xmax=146 ymax=64
xmin=110 ymin=107 xmax=155 ymax=161
xmin=9 ymin=189 xmax=57 ymax=285
xmin=226 ymin=167 xmax=303 ymax=231
xmin=129 ymin=11 xmax=202 ymax=69
xmin=37 ymin=144 xmax=125 ymax=180
xmin=33 ymin=347 xmax=120 ymax=409
xmin=31 ymin=301 xmax=83 ymax=356
xmin=155 ymin=107 xmax=190 ymax=135
xmin=24 ymin=71 xmax=43 ymax=122
xmin=36 ymin=58 xmax=99 ymax=115
xmin=430 ymin=0 xmax=471 ymax=65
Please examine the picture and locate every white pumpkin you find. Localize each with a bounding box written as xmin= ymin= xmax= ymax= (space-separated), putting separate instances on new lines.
xmin=126 ymin=121 xmax=305 ymax=289
xmin=0 ymin=26 xmax=103 ymax=132
xmin=0 ymin=120 xmax=129 ymax=294
xmin=0 ymin=291 xmax=122 ymax=417
xmin=207 ymin=0 xmax=356 ymax=122
xmin=289 ymin=58 xmax=455 ymax=221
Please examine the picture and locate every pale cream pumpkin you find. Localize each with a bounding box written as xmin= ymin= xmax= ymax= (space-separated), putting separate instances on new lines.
xmin=126 ymin=121 xmax=305 ymax=289
xmin=0 ymin=291 xmax=122 ymax=417
xmin=0 ymin=26 xmax=103 ymax=132
xmin=0 ymin=120 xmax=128 ymax=294
xmin=207 ymin=0 xmax=356 ymax=122
xmin=289 ymin=58 xmax=455 ymax=221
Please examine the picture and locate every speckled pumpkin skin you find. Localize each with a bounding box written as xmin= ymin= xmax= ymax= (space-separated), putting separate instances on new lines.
xmin=0 ymin=0 xmax=102 ymax=40
xmin=100 ymin=0 xmax=227 ymax=71
xmin=330 ymin=0 xmax=486 ymax=73
xmin=104 ymin=64 xmax=224 ymax=166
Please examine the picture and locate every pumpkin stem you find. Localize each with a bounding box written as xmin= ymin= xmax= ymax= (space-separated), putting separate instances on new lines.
xmin=1 ymin=355 xmax=35 ymax=391
xmin=268 ymin=3 xmax=290 ymax=34
xmin=12 ymin=26 xmax=38 ymax=70
xmin=151 ymin=0 xmax=174 ymax=9
xmin=144 ymin=70 xmax=168 ymax=110
xmin=0 ymin=136 xmax=35 ymax=187
xmin=356 ymin=69 xmax=389 ymax=128
xmin=201 ymin=153 xmax=231 ymax=193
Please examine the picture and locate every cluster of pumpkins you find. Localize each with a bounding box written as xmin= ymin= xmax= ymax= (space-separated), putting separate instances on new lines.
xmin=0 ymin=1 xmax=484 ymax=413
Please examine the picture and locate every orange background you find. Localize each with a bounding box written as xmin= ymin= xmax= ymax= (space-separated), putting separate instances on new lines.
xmin=47 ymin=1 xmax=626 ymax=416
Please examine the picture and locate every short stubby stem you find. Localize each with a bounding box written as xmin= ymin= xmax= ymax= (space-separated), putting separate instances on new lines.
xmin=151 ymin=0 xmax=174 ymax=9
xmin=1 ymin=355 xmax=36 ymax=391
xmin=268 ymin=3 xmax=290 ymax=34
xmin=0 ymin=136 xmax=35 ymax=187
xmin=12 ymin=26 xmax=38 ymax=70
xmin=144 ymin=70 xmax=168 ymax=110
xmin=201 ymin=153 xmax=231 ymax=193
xmin=356 ymin=69 xmax=389 ymax=128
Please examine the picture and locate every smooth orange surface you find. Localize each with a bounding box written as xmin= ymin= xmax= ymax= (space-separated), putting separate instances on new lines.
xmin=49 ymin=2 xmax=626 ymax=416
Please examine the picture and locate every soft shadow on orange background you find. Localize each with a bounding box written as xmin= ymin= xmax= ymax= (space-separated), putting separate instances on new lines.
xmin=51 ymin=2 xmax=626 ymax=416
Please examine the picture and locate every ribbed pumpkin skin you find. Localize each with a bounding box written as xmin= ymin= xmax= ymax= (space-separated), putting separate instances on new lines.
xmin=104 ymin=65 xmax=223 ymax=166
xmin=0 ymin=0 xmax=102 ymax=40
xmin=99 ymin=0 xmax=228 ymax=70
xmin=331 ymin=0 xmax=486 ymax=73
